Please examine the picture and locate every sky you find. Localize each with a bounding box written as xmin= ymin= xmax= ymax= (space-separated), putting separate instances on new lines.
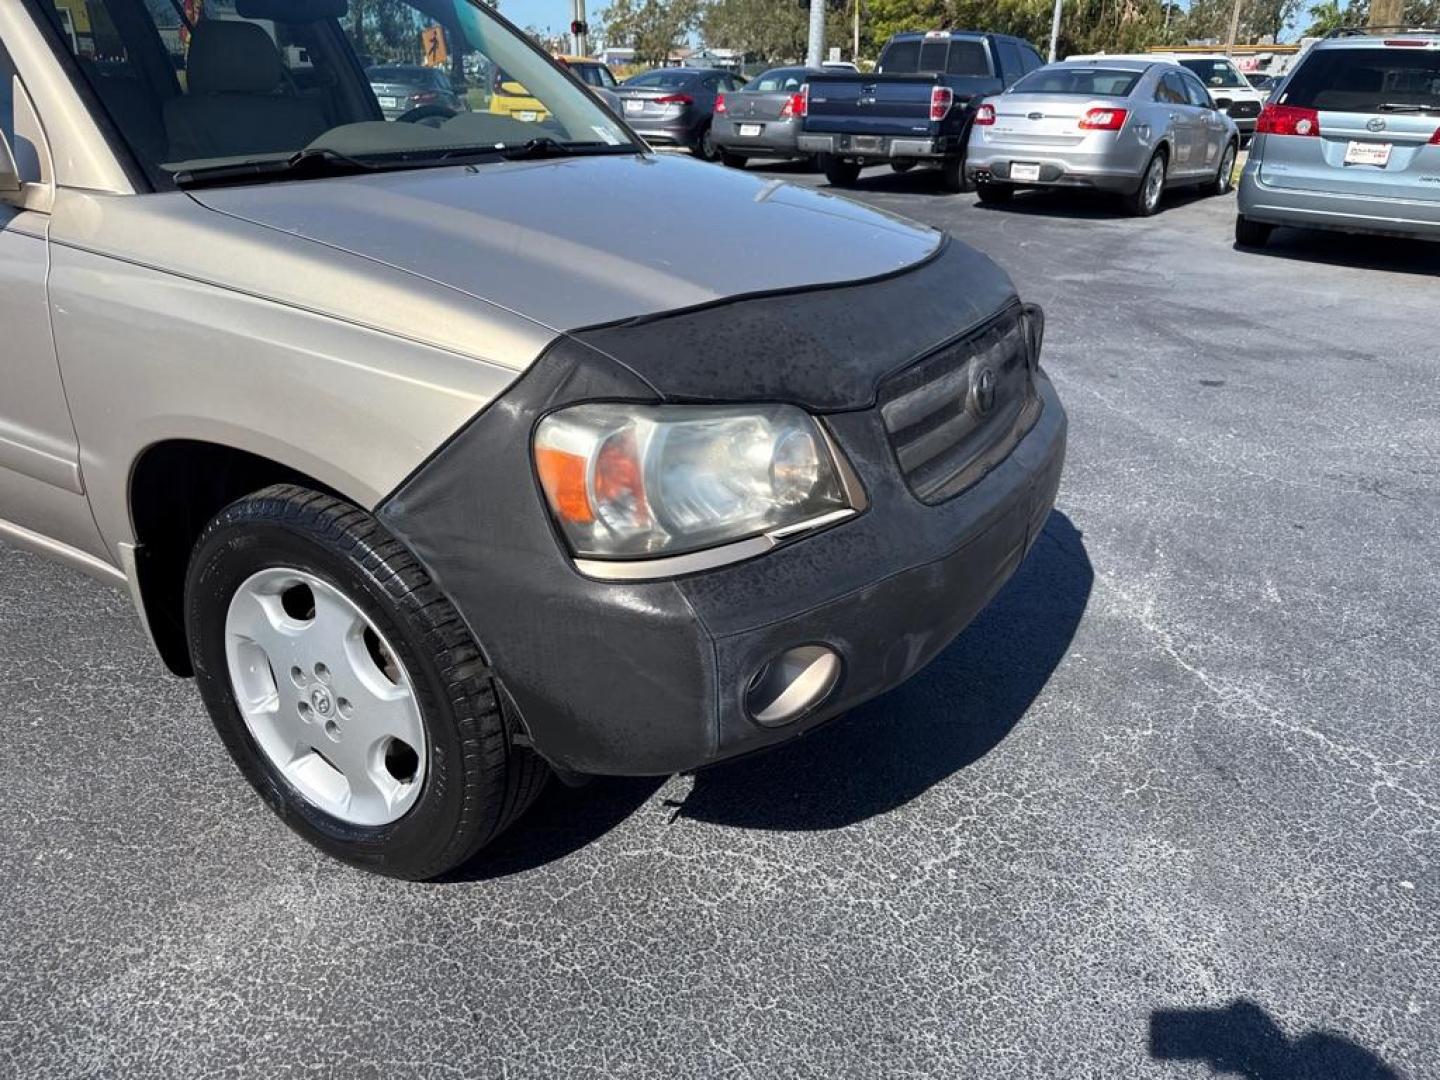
xmin=500 ymin=0 xmax=586 ymax=37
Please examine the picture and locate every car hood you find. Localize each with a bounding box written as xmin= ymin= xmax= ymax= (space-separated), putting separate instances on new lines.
xmin=187 ymin=152 xmax=941 ymax=332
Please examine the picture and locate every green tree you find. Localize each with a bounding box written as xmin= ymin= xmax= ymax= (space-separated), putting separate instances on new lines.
xmin=597 ymin=0 xmax=701 ymax=63
xmin=699 ymin=0 xmax=809 ymax=63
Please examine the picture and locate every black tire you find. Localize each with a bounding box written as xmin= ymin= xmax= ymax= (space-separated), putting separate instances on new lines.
xmin=822 ymin=154 xmax=862 ymax=186
xmin=1126 ymin=150 xmax=1167 ymax=217
xmin=692 ymin=124 xmax=719 ymax=161
xmin=890 ymin=160 xmax=916 ymax=173
xmin=975 ymin=181 xmax=1013 ymax=205
xmin=185 ymin=484 xmax=548 ymax=879
xmin=939 ymin=155 xmax=968 ymax=193
xmin=1209 ymin=140 xmax=1238 ymax=196
xmin=1235 ymin=213 xmax=1273 ymax=248
xmin=719 ymin=149 xmax=747 ymax=169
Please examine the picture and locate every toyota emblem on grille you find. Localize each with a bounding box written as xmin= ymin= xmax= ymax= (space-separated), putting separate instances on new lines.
xmin=1367 ymin=117 xmax=1387 ymax=132
xmin=970 ymin=367 xmax=997 ymax=416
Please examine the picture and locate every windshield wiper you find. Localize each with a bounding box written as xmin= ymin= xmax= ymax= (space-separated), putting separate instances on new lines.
xmin=1376 ymin=102 xmax=1440 ymax=114
xmin=494 ymin=137 xmax=633 ymax=160
xmin=174 ymin=146 xmax=391 ymax=190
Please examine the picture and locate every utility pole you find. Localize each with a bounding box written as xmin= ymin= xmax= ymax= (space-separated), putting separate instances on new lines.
xmin=853 ymin=0 xmax=859 ymax=61
xmin=1047 ymin=0 xmax=1062 ymax=62
xmin=1224 ymin=0 xmax=1243 ymax=55
xmin=806 ymin=0 xmax=825 ymax=69
xmin=571 ymin=0 xmax=588 ymax=55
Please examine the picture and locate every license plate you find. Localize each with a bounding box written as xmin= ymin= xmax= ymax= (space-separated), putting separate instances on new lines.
xmin=624 ymin=99 xmax=643 ymax=114
xmin=1011 ymin=161 xmax=1041 ymax=182
xmin=517 ymin=110 xmax=538 ymax=122
xmin=852 ymin=135 xmax=882 ymax=152
xmin=379 ymin=96 xmax=399 ymax=109
xmin=1344 ymin=140 xmax=1391 ymax=167
xmin=739 ymin=123 xmax=762 ymax=137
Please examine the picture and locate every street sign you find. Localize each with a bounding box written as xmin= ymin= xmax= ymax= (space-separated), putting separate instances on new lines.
xmin=421 ymin=25 xmax=448 ymax=66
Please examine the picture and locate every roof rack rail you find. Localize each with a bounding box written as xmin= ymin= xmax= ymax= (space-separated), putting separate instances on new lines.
xmin=1324 ymin=24 xmax=1440 ymax=38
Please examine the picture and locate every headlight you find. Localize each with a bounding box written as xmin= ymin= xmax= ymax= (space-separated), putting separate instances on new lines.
xmin=534 ymin=403 xmax=858 ymax=562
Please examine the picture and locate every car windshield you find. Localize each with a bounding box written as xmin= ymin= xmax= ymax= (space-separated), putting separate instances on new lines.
xmin=748 ymin=68 xmax=807 ymax=92
xmin=1280 ymin=47 xmax=1440 ymax=113
xmin=1179 ymin=59 xmax=1249 ymax=89
xmin=1012 ymin=67 xmax=1140 ymax=96
xmin=625 ymin=70 xmax=695 ymax=90
xmin=37 ymin=0 xmax=635 ymax=190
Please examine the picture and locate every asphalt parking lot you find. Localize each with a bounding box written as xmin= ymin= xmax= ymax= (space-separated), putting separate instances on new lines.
xmin=3 ymin=165 xmax=1438 ymax=1079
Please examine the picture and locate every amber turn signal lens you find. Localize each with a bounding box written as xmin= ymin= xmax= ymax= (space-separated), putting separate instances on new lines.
xmin=535 ymin=446 xmax=594 ymax=524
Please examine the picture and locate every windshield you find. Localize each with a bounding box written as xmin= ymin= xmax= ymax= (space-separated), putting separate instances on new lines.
xmin=1012 ymin=67 xmax=1140 ymax=96
xmin=625 ymin=70 xmax=696 ymax=90
xmin=38 ymin=0 xmax=635 ymax=189
xmin=1179 ymin=59 xmax=1249 ymax=89
xmin=1281 ymin=48 xmax=1440 ymax=113
xmin=748 ymin=68 xmax=807 ymax=93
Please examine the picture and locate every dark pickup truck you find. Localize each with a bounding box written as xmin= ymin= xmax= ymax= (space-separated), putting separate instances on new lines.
xmin=798 ymin=30 xmax=1046 ymax=190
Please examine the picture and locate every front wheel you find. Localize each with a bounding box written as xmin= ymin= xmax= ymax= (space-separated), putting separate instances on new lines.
xmin=822 ymin=154 xmax=862 ymax=186
xmin=1209 ymin=141 xmax=1238 ymax=196
xmin=1235 ymin=213 xmax=1273 ymax=248
xmin=186 ymin=485 xmax=548 ymax=879
xmin=1126 ymin=151 xmax=1167 ymax=217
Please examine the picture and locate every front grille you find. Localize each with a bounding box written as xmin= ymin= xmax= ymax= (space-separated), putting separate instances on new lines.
xmin=1228 ymin=100 xmax=1261 ymax=119
xmin=878 ymin=303 xmax=1043 ymax=505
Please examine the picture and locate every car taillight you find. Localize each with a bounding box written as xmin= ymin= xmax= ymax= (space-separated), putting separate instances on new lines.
xmin=799 ymin=85 xmax=810 ymax=117
xmin=654 ymin=93 xmax=693 ymax=106
xmin=780 ymin=91 xmax=806 ymax=118
xmin=1430 ymin=126 xmax=1440 ymax=145
xmin=1078 ymin=107 xmax=1128 ymax=131
xmin=929 ymin=86 xmax=954 ymax=121
xmin=715 ymin=92 xmax=727 ymax=114
xmin=974 ymin=103 xmax=996 ymax=126
xmin=1257 ymin=103 xmax=1320 ymax=136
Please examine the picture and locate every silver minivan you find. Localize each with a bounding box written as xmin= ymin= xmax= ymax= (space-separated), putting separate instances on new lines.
xmin=1237 ymin=29 xmax=1440 ymax=246
xmin=0 ymin=0 xmax=1066 ymax=877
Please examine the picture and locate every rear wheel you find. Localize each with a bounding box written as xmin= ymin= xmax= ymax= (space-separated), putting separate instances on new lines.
xmin=1209 ymin=141 xmax=1238 ymax=196
xmin=822 ymin=154 xmax=862 ymax=186
xmin=719 ymin=149 xmax=747 ymax=169
xmin=1235 ymin=213 xmax=1273 ymax=248
xmin=939 ymin=155 xmax=968 ymax=193
xmin=1126 ymin=150 xmax=1167 ymax=216
xmin=186 ymin=484 xmax=548 ymax=879
xmin=975 ymin=181 xmax=1013 ymax=205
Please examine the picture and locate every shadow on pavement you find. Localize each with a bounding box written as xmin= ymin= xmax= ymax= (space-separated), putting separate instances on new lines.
xmin=673 ymin=510 xmax=1092 ymax=832
xmin=973 ymin=185 xmax=1214 ymax=220
xmin=1149 ymin=1000 xmax=1401 ymax=1080
xmin=1235 ymin=228 xmax=1440 ymax=277
xmin=444 ymin=774 xmax=666 ymax=882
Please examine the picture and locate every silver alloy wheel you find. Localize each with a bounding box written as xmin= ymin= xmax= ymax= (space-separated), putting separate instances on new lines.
xmin=1144 ymin=157 xmax=1165 ymax=212
xmin=224 ymin=568 xmax=427 ymax=827
xmin=1217 ymin=144 xmax=1236 ymax=193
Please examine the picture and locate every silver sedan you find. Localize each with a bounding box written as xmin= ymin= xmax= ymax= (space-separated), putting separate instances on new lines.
xmin=966 ymin=60 xmax=1240 ymax=216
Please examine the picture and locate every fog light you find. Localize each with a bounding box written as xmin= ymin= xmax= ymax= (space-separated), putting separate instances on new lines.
xmin=745 ymin=645 xmax=841 ymax=728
